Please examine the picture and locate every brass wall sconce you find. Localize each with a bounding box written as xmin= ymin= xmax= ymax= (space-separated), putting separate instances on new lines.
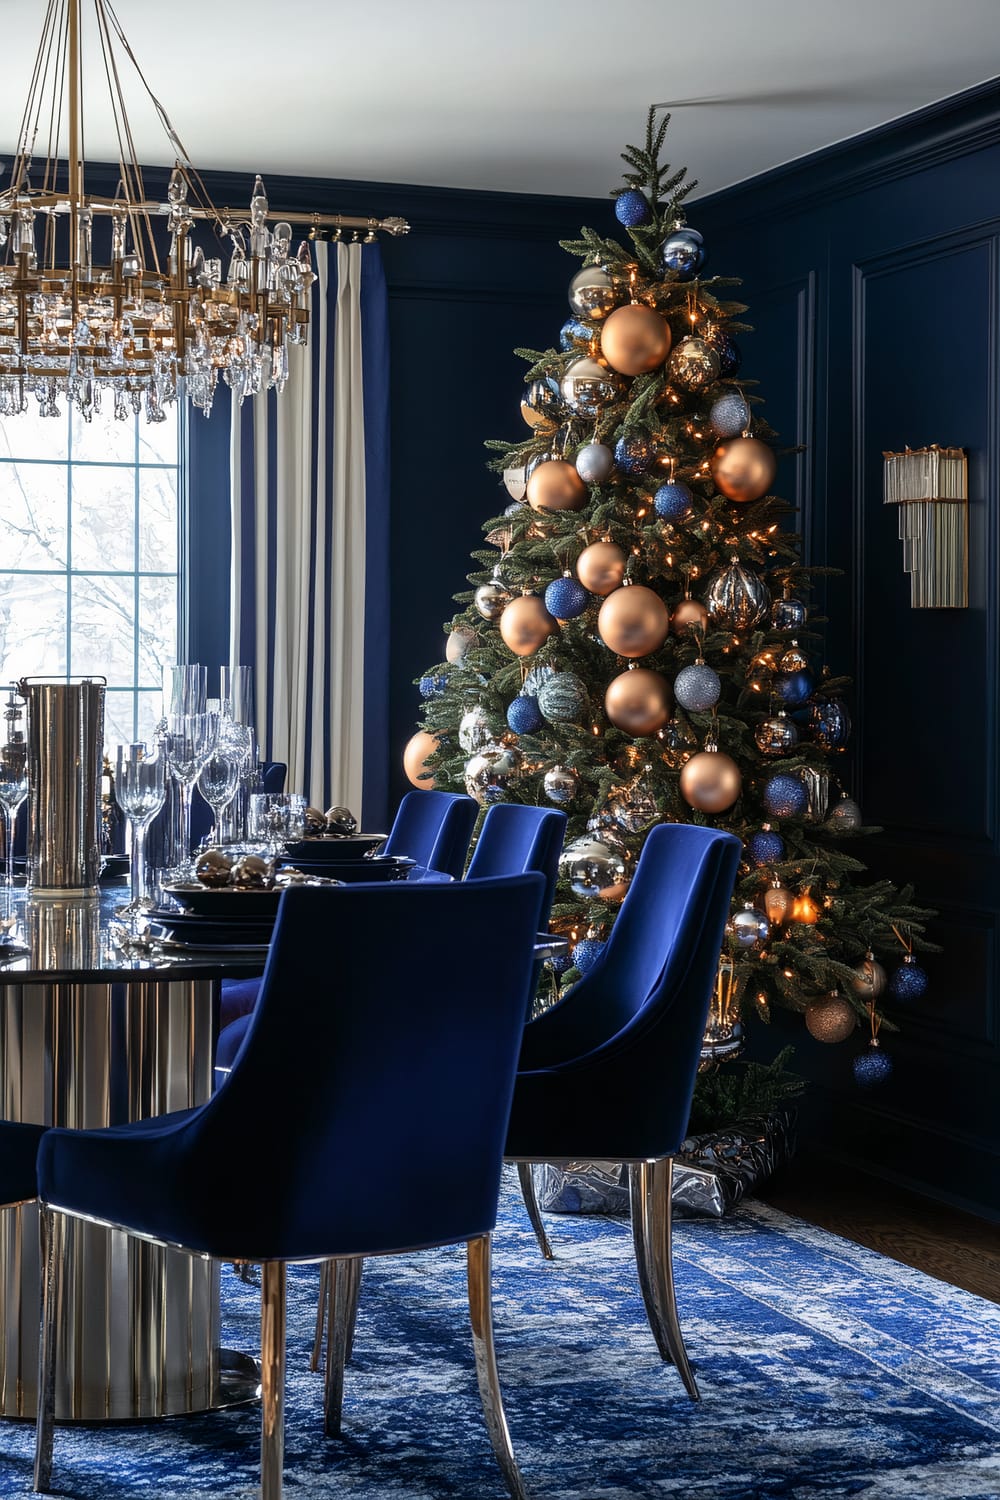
xmin=883 ymin=446 xmax=968 ymax=608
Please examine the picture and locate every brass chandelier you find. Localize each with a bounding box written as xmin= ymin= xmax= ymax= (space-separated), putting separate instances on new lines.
xmin=0 ymin=1 xmax=407 ymax=422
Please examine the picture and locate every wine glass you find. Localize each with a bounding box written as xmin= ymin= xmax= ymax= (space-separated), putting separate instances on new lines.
xmin=0 ymin=699 xmax=28 ymax=892
xmin=163 ymin=712 xmax=217 ymax=881
xmin=197 ymin=742 xmax=242 ymax=845
xmin=115 ymin=742 xmax=167 ymax=916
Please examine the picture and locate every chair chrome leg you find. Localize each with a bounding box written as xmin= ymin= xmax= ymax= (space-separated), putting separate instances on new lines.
xmin=323 ymin=1258 xmax=362 ymax=1438
xmin=33 ymin=1207 xmax=64 ymax=1494
xmin=260 ymin=1261 xmax=287 ymax=1500
xmin=516 ymin=1162 xmax=554 ymax=1260
xmin=628 ymin=1162 xmax=672 ymax=1363
xmin=467 ymin=1235 xmax=530 ymax=1500
xmin=310 ymin=1259 xmax=330 ymax=1372
xmin=648 ymin=1158 xmax=699 ymax=1401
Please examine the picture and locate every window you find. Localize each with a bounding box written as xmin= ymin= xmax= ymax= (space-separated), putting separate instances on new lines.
xmin=0 ymin=405 xmax=182 ymax=746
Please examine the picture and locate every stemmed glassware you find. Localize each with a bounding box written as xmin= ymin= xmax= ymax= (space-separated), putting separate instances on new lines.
xmin=163 ymin=711 xmax=217 ymax=881
xmin=0 ymin=688 xmax=28 ymax=893
xmin=197 ymin=721 xmax=244 ymax=845
xmin=115 ymin=742 xmax=167 ymax=916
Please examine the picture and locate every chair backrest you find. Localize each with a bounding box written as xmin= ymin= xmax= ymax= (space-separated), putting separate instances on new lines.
xmin=382 ymin=789 xmax=477 ymax=878
xmin=261 ymin=761 xmax=287 ymax=793
xmin=519 ymin=824 xmax=740 ymax=1069
xmin=465 ymin=803 xmax=566 ymax=930
xmin=184 ymin=874 xmax=545 ymax=1260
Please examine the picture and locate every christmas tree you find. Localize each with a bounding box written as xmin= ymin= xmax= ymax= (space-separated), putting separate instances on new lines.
xmin=406 ymin=110 xmax=934 ymax=1090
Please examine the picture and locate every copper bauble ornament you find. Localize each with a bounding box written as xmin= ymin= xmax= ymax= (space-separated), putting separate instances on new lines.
xmin=498 ymin=593 xmax=559 ymax=657
xmin=567 ymin=264 xmax=624 ymax=322
xmin=668 ymin=335 xmax=720 ymax=390
xmin=711 ymin=436 xmax=777 ymax=503
xmin=474 ymin=578 xmax=511 ymax=621
xmin=792 ymin=890 xmax=820 ymax=924
xmin=679 ymin=748 xmax=742 ymax=813
xmin=403 ymin=729 xmax=439 ymax=788
xmin=805 ymin=993 xmax=857 ymax=1043
xmin=525 ymin=458 xmax=588 ymax=513
xmin=576 ymin=540 xmax=626 ymax=596
xmin=671 ymin=596 xmax=709 ymax=634
xmin=598 ymin=584 xmax=670 ymax=658
xmin=705 ymin=557 xmax=771 ymax=632
xmin=560 ymin=356 xmax=622 ymax=416
xmin=605 ymin=668 xmax=672 ymax=736
xmin=764 ymin=879 xmax=794 ymax=924
xmin=850 ymin=951 xmax=887 ymax=1000
xmin=446 ymin=625 xmax=479 ymax=664
xmin=599 ymin=304 xmax=672 ymax=376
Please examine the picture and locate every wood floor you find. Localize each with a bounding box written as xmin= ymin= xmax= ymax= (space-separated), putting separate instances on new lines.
xmin=756 ymin=1155 xmax=1000 ymax=1305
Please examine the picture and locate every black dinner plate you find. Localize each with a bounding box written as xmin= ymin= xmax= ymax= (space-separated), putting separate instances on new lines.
xmin=282 ymin=833 xmax=387 ymax=862
xmin=161 ymin=883 xmax=282 ymax=918
xmin=147 ymin=908 xmax=276 ymax=947
xmin=276 ymin=855 xmax=414 ymax=883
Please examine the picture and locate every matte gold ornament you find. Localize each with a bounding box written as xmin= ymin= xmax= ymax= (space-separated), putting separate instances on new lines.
xmin=446 ymin=625 xmax=479 ymax=664
xmin=850 ymin=951 xmax=887 ymax=1000
xmin=498 ymin=593 xmax=559 ymax=656
xmin=560 ymin=356 xmax=622 ymax=416
xmin=605 ymin=667 xmax=672 ymax=736
xmin=568 ymin=264 xmax=624 ymax=322
xmin=671 ymin=596 xmax=709 ymax=634
xmin=679 ymin=748 xmax=742 ymax=813
xmin=598 ymin=584 xmax=670 ymax=658
xmin=576 ymin=540 xmax=627 ymax=596
xmin=403 ymin=729 xmax=439 ymax=788
xmin=711 ymin=436 xmax=777 ymax=503
xmin=764 ymin=879 xmax=794 ymax=924
xmin=599 ymin=304 xmax=672 ymax=376
xmin=526 ymin=458 xmax=588 ymax=513
xmin=805 ymin=993 xmax=857 ymax=1044
xmin=668 ymin=335 xmax=721 ymax=391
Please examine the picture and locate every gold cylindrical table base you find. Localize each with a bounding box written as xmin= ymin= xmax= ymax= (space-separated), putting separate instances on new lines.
xmin=0 ymin=978 xmax=225 ymax=1421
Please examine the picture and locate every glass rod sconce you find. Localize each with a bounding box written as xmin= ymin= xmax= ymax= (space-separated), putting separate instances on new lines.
xmin=883 ymin=445 xmax=968 ymax=608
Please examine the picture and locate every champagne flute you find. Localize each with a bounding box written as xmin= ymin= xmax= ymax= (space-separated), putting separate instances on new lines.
xmin=163 ymin=664 xmax=207 ymax=719
xmin=163 ymin=712 xmax=217 ymax=881
xmin=115 ymin=742 xmax=167 ymax=915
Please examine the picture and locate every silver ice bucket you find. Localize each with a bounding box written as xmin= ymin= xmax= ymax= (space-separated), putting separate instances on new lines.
xmin=18 ymin=676 xmax=106 ymax=896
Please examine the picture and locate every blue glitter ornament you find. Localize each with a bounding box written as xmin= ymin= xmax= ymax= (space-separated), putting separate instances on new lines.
xmin=709 ymin=329 xmax=742 ymax=377
xmin=653 ymin=480 xmax=694 ymax=521
xmin=774 ymin=668 xmax=815 ymax=706
xmin=709 ymin=393 xmax=751 ymax=439
xmin=614 ymin=432 xmax=655 ymax=476
xmin=853 ymin=1044 xmax=893 ymax=1088
xmin=661 ymin=227 xmax=706 ymax=280
xmin=888 ymin=957 xmax=929 ymax=1003
xmin=811 ymin=697 xmax=852 ymax=752
xmin=573 ymin=937 xmax=606 ymax=975
xmin=763 ymin=775 xmax=808 ymax=819
xmin=674 ymin=662 xmax=721 ymax=713
xmin=419 ymin=674 xmax=447 ymax=700
xmin=749 ymin=827 xmax=785 ymax=866
xmin=545 ymin=574 xmax=590 ymax=620
xmin=506 ymin=694 xmax=544 ymax=736
xmin=614 ymin=190 xmax=651 ymax=227
xmin=559 ymin=317 xmax=593 ymax=351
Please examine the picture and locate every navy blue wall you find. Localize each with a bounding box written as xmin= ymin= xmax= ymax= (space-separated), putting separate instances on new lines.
xmin=693 ymin=80 xmax=1000 ymax=1219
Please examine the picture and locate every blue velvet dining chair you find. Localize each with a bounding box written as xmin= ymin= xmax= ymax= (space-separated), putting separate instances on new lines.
xmin=33 ymin=873 xmax=546 ymax=1500
xmin=505 ymin=823 xmax=740 ymax=1402
xmin=0 ymin=1121 xmax=46 ymax=1208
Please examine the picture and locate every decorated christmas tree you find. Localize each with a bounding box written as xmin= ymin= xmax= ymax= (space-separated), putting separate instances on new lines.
xmin=406 ymin=110 xmax=934 ymax=1089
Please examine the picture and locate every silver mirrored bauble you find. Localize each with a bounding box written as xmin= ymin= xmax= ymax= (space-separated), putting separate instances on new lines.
xmin=668 ymin=336 xmax=721 ymax=391
xmin=755 ymin=712 xmax=799 ymax=756
xmin=522 ymin=375 xmax=563 ymax=425
xmin=575 ymin=441 xmax=615 ymax=485
xmin=778 ymin=641 xmax=809 ymax=673
xmin=799 ymin=766 xmax=831 ymax=822
xmin=560 ymin=356 xmax=622 ymax=416
xmin=827 ymin=794 xmax=863 ymax=831
xmin=567 ymin=264 xmax=624 ymax=322
xmin=543 ymin=763 xmax=579 ymax=805
xmin=464 ymin=742 xmax=523 ymax=806
xmin=458 ymin=705 xmax=493 ymax=754
xmin=605 ymin=778 xmax=659 ymax=833
xmin=705 ymin=558 xmax=771 ymax=632
xmin=729 ymin=903 xmax=770 ymax=948
xmin=559 ymin=833 xmax=629 ymax=901
xmin=659 ymin=715 xmax=699 ymax=768
xmin=502 ymin=466 xmax=527 ymax=502
xmin=709 ymin=392 xmax=751 ymax=438
xmin=772 ymin=595 xmax=807 ymax=630
xmin=474 ymin=579 xmax=511 ymax=621
xmin=537 ymin=672 xmax=590 ymax=724
xmin=673 ymin=662 xmax=721 ymax=713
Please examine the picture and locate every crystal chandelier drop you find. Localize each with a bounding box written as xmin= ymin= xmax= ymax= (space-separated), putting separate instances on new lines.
xmin=0 ymin=0 xmax=318 ymax=422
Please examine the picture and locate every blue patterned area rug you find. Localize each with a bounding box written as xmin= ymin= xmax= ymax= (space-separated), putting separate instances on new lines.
xmin=1 ymin=1174 xmax=999 ymax=1499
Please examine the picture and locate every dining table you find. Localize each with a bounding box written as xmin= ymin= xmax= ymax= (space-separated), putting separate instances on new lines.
xmin=0 ymin=874 xmax=569 ymax=1425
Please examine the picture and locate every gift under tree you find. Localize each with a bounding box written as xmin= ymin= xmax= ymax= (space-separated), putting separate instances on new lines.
xmin=406 ymin=109 xmax=934 ymax=1090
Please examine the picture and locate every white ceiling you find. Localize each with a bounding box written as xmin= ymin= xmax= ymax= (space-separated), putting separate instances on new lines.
xmin=2 ymin=0 xmax=999 ymax=203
